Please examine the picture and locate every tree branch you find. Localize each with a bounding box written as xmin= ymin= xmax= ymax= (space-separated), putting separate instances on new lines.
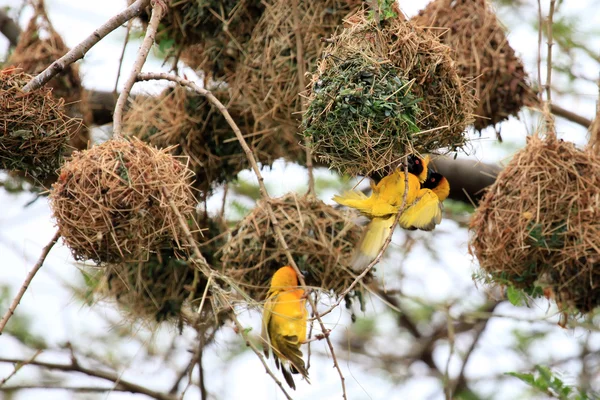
xmin=0 ymin=9 xmax=21 ymax=47
xmin=112 ymin=0 xmax=165 ymax=138
xmin=21 ymin=0 xmax=151 ymax=93
xmin=0 ymin=357 xmax=176 ymax=400
xmin=0 ymin=231 xmax=60 ymax=335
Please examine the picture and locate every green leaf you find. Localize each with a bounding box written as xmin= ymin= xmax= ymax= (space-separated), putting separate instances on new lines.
xmin=507 ymin=286 xmax=524 ymax=306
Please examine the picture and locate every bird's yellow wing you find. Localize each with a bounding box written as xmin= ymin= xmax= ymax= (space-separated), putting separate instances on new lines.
xmin=352 ymin=215 xmax=395 ymax=271
xmin=261 ymin=293 xmax=276 ymax=358
xmin=399 ymin=189 xmax=442 ymax=231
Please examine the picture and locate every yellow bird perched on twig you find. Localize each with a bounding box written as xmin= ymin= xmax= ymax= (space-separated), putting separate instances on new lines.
xmin=261 ymin=266 xmax=309 ymax=390
xmin=333 ymin=155 xmax=449 ymax=270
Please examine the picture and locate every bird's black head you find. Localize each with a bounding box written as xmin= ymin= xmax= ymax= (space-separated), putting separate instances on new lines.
xmin=407 ymin=154 xmax=425 ymax=177
xmin=422 ymin=171 xmax=444 ymax=189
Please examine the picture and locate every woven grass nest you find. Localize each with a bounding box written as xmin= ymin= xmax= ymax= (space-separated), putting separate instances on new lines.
xmin=50 ymin=137 xmax=196 ymax=263
xmin=0 ymin=68 xmax=76 ymax=179
xmin=97 ymin=213 xmax=229 ymax=325
xmin=8 ymin=7 xmax=91 ymax=150
xmin=232 ymin=0 xmax=362 ymax=137
xmin=303 ymin=9 xmax=476 ymax=176
xmin=470 ymin=133 xmax=600 ymax=314
xmin=132 ymin=0 xmax=264 ymax=79
xmin=123 ymin=86 xmax=287 ymax=195
xmin=412 ymin=0 xmax=535 ymax=131
xmin=221 ymin=193 xmax=365 ymax=302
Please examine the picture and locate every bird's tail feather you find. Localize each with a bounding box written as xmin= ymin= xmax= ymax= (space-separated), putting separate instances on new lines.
xmin=351 ymin=216 xmax=395 ymax=271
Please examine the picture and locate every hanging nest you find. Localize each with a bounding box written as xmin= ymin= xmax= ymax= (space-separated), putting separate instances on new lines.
xmin=7 ymin=5 xmax=91 ymax=150
xmin=96 ymin=247 xmax=205 ymax=323
xmin=50 ymin=137 xmax=197 ymax=263
xmin=220 ymin=193 xmax=365 ymax=302
xmin=123 ymin=85 xmax=284 ymax=195
xmin=132 ymin=0 xmax=264 ymax=79
xmin=302 ymin=9 xmax=476 ymax=176
xmin=412 ymin=0 xmax=535 ymax=131
xmin=469 ymin=133 xmax=600 ymax=314
xmin=0 ymin=68 xmax=76 ymax=179
xmin=232 ymin=0 xmax=363 ymax=139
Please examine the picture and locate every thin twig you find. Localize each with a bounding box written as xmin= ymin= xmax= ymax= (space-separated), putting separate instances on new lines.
xmin=0 ymin=385 xmax=131 ymax=393
xmin=228 ymin=312 xmax=293 ymax=400
xmin=198 ymin=334 xmax=207 ymax=400
xmin=0 ymin=231 xmax=60 ymax=335
xmin=549 ymin=104 xmax=592 ymax=128
xmin=291 ymin=0 xmax=314 ymax=195
xmin=0 ymin=8 xmax=21 ymax=47
xmin=114 ymin=19 xmax=133 ymax=98
xmin=544 ymin=0 xmax=557 ymax=130
xmin=536 ymin=0 xmax=543 ymax=99
xmin=0 ymin=350 xmax=42 ymax=386
xmin=112 ymin=0 xmax=166 ymax=138
xmin=22 ymin=0 xmax=150 ymax=92
xmin=0 ymin=357 xmax=176 ymax=400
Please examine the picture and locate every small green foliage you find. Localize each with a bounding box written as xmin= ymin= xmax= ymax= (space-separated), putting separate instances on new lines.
xmin=527 ymin=221 xmax=566 ymax=249
xmin=507 ymin=285 xmax=525 ymax=306
xmin=506 ymin=366 xmax=595 ymax=400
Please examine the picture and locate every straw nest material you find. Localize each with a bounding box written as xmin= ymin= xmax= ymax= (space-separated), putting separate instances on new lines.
xmin=469 ymin=134 xmax=600 ymax=314
xmin=123 ymin=85 xmax=284 ymax=194
xmin=220 ymin=193 xmax=365 ymax=302
xmin=303 ymin=9 xmax=476 ymax=176
xmin=8 ymin=7 xmax=91 ymax=150
xmin=97 ymin=247 xmax=204 ymax=322
xmin=132 ymin=0 xmax=264 ymax=79
xmin=232 ymin=0 xmax=362 ymax=138
xmin=98 ymin=213 xmax=229 ymax=324
xmin=50 ymin=137 xmax=197 ymax=263
xmin=0 ymin=68 xmax=75 ymax=179
xmin=412 ymin=0 xmax=534 ymax=131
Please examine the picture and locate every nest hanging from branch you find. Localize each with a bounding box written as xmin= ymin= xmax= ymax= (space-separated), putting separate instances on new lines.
xmin=470 ymin=133 xmax=600 ymax=314
xmin=302 ymin=9 xmax=476 ymax=176
xmin=96 ymin=247 xmax=205 ymax=323
xmin=220 ymin=193 xmax=365 ymax=302
xmin=132 ymin=0 xmax=264 ymax=79
xmin=123 ymin=85 xmax=284 ymax=195
xmin=8 ymin=4 xmax=91 ymax=150
xmin=412 ymin=0 xmax=535 ymax=131
xmin=0 ymin=68 xmax=76 ymax=179
xmin=232 ymin=0 xmax=362 ymax=141
xmin=50 ymin=137 xmax=197 ymax=263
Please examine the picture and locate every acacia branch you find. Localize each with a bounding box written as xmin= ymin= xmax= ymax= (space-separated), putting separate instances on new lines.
xmin=0 ymin=357 xmax=176 ymax=400
xmin=0 ymin=231 xmax=60 ymax=335
xmin=21 ymin=0 xmax=150 ymax=93
xmin=112 ymin=0 xmax=165 ymax=138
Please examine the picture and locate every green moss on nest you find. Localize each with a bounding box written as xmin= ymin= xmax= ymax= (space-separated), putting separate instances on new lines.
xmin=303 ymin=58 xmax=422 ymax=174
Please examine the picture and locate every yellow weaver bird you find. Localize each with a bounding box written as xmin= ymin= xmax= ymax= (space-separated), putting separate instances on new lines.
xmin=261 ymin=266 xmax=309 ymax=390
xmin=333 ymin=156 xmax=449 ymax=270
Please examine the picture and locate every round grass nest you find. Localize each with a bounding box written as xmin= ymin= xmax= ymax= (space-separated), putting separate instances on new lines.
xmin=0 ymin=68 xmax=76 ymax=179
xmin=8 ymin=7 xmax=91 ymax=150
xmin=123 ymin=85 xmax=286 ymax=195
xmin=303 ymin=9 xmax=476 ymax=176
xmin=132 ymin=0 xmax=264 ymax=79
xmin=469 ymin=134 xmax=600 ymax=314
xmin=232 ymin=0 xmax=362 ymax=137
xmin=50 ymin=137 xmax=196 ymax=263
xmin=97 ymin=247 xmax=204 ymax=323
xmin=412 ymin=0 xmax=535 ymax=131
xmin=220 ymin=193 xmax=365 ymax=302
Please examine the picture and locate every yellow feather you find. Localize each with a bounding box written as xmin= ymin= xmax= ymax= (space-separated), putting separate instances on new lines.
xmin=351 ymin=215 xmax=395 ymax=271
xmin=399 ymin=189 xmax=442 ymax=231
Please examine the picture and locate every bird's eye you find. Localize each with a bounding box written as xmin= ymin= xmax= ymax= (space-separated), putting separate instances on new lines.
xmin=431 ymin=178 xmax=436 ymax=182
xmin=415 ymin=160 xmax=420 ymax=164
